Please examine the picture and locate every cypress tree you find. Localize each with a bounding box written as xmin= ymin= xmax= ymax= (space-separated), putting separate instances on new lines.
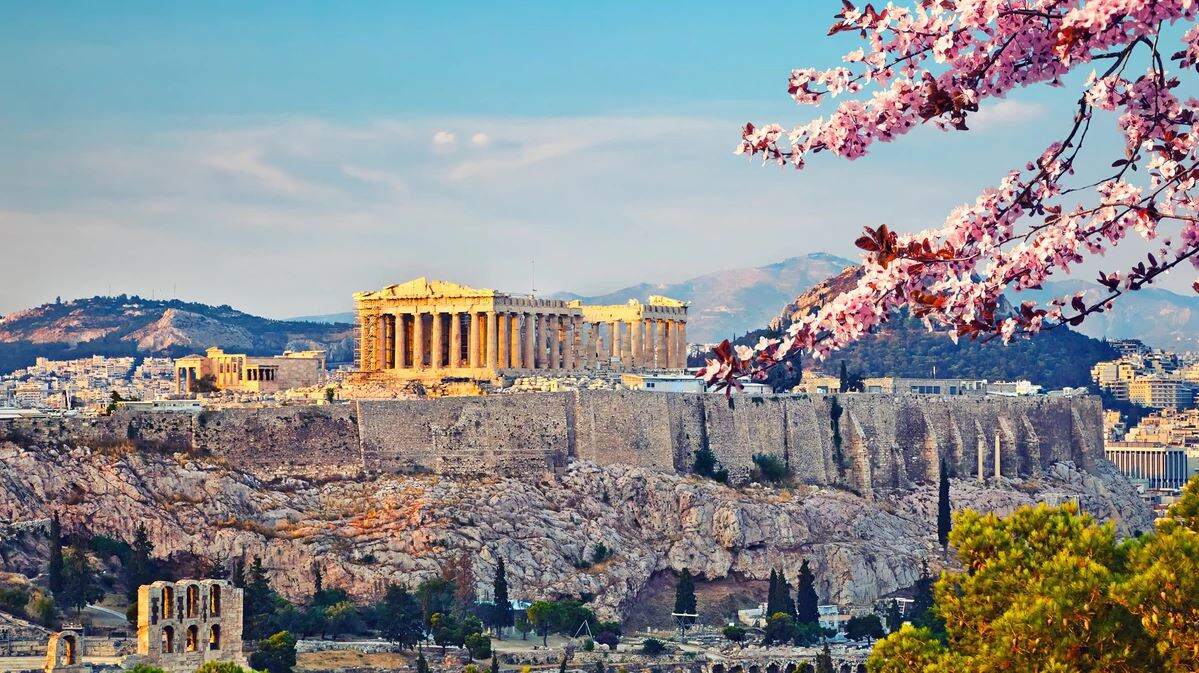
xmin=416 ymin=649 xmax=430 ymax=673
xmin=127 ymin=524 xmax=155 ymax=599
xmin=795 ymin=560 xmax=819 ymax=627
xmin=491 ymin=654 xmax=500 ymax=673
xmin=558 ymin=654 xmax=569 ymax=673
xmin=779 ymin=571 xmax=796 ymax=618
xmin=47 ymin=514 xmax=64 ymax=597
xmin=765 ymin=569 xmax=781 ymax=616
xmin=673 ymin=570 xmax=697 ymax=631
xmin=937 ymin=460 xmax=952 ymax=560
xmin=313 ymin=562 xmax=323 ymax=596
xmin=492 ymin=557 xmax=513 ymax=636
xmin=814 ymin=644 xmax=834 ymax=673
xmin=838 ymin=361 xmax=850 ymax=393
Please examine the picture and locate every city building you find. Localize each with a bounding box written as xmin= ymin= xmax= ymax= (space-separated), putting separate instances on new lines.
xmin=352 ymin=277 xmax=689 ymax=385
xmin=174 ymin=348 xmax=326 ymax=394
xmin=1104 ymin=442 xmax=1191 ymax=490
xmin=1127 ymin=377 xmax=1195 ymax=409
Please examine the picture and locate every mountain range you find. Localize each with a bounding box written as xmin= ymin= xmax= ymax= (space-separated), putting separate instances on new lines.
xmin=0 ymin=295 xmax=355 ymax=374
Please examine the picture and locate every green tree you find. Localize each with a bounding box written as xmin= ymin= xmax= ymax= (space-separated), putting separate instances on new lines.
xmin=378 ymin=584 xmax=423 ymax=649
xmin=937 ymin=460 xmax=951 ymax=561
xmin=907 ymin=561 xmax=944 ymax=640
xmin=526 ymin=601 xmax=556 ymax=646
xmin=249 ymin=631 xmax=296 ymax=673
xmin=323 ymin=601 xmax=362 ymax=638
xmin=814 ymin=644 xmax=834 ymax=673
xmin=491 ymin=654 xmax=500 ymax=673
xmin=867 ymin=500 xmax=1181 ymax=672
xmin=195 ymin=662 xmax=254 ymax=673
xmin=794 ymin=560 xmax=819 ymax=628
xmin=763 ymin=612 xmax=798 ymax=645
xmin=416 ymin=649 xmax=430 ymax=673
xmin=125 ymin=665 xmax=169 ymax=673
xmin=47 ymin=514 xmax=64 ymax=598
xmin=845 ymin=614 xmax=884 ymax=641
xmin=692 ymin=447 xmax=728 ymax=482
xmin=883 ymin=600 xmax=902 ymax=634
xmin=672 ymin=570 xmax=696 ymax=632
xmin=59 ymin=547 xmax=101 ymax=614
xmin=490 ymin=558 xmax=513 ymax=637
xmin=751 ymin=454 xmax=788 ymax=483
xmin=26 ymin=591 xmax=55 ymax=626
xmin=514 ymin=610 xmax=532 ymax=640
xmin=640 ymin=638 xmax=665 ymax=656
xmin=243 ymin=557 xmax=276 ymax=639
xmin=417 ymin=577 xmax=454 ymax=628
xmin=126 ymin=524 xmax=156 ymax=600
xmin=465 ymin=632 xmax=492 ymax=659
xmin=721 ymin=624 xmax=746 ymax=643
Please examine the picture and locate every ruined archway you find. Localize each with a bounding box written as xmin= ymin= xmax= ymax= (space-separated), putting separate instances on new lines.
xmin=162 ymin=586 xmax=174 ymax=619
xmin=161 ymin=626 xmax=174 ymax=654
xmin=186 ymin=584 xmax=200 ymax=618
xmin=62 ymin=635 xmax=77 ymax=665
xmin=185 ymin=625 xmax=198 ymax=653
xmin=209 ymin=625 xmax=221 ymax=651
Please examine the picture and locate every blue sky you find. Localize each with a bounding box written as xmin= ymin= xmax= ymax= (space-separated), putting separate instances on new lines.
xmin=0 ymin=2 xmax=1175 ymax=317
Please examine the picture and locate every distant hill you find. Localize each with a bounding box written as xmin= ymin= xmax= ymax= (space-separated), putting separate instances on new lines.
xmin=732 ymin=267 xmax=1118 ymax=391
xmin=1015 ymin=280 xmax=1199 ymax=351
xmin=289 ymin=311 xmax=356 ymax=324
xmin=0 ymin=295 xmax=356 ymax=374
xmin=554 ymin=253 xmax=855 ymax=343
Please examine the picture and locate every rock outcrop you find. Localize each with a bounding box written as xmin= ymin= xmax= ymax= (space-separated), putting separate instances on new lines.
xmin=0 ymin=438 xmax=1151 ymax=619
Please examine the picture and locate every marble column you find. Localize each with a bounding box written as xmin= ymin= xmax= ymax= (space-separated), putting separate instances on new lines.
xmin=658 ymin=319 xmax=669 ymax=369
xmin=568 ymin=316 xmax=581 ymax=369
xmin=577 ymin=320 xmax=589 ymax=369
xmin=396 ymin=313 xmax=409 ymax=368
xmin=430 ymin=311 xmax=444 ymax=369
xmin=413 ymin=312 xmax=425 ymax=368
xmin=468 ymin=313 xmax=480 ymax=369
xmin=609 ymin=322 xmax=620 ymax=368
xmin=449 ymin=312 xmax=461 ymax=368
xmin=486 ymin=312 xmax=499 ymax=370
xmin=547 ymin=315 xmax=560 ymax=370
xmin=497 ymin=312 xmax=510 ymax=369
xmin=682 ymin=321 xmax=689 ymax=368
xmin=524 ymin=312 xmax=536 ymax=369
xmin=540 ymin=315 xmax=552 ymax=370
xmin=509 ymin=313 xmax=523 ymax=370
xmin=633 ymin=319 xmax=642 ymax=367
xmin=641 ymin=319 xmax=652 ymax=366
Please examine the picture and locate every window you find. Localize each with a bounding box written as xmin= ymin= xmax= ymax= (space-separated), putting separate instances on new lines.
xmin=210 ymin=584 xmax=221 ymax=614
xmin=209 ymin=625 xmax=221 ymax=651
xmin=186 ymin=584 xmax=199 ymax=618
xmin=162 ymin=587 xmax=174 ymax=619
xmin=186 ymin=625 xmax=199 ymax=652
xmin=161 ymin=626 xmax=175 ymax=654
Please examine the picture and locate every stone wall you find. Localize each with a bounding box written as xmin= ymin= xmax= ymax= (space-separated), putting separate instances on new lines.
xmin=0 ymin=392 xmax=1105 ymax=491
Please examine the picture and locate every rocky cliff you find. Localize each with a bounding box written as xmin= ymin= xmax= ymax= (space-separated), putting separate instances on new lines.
xmin=0 ymin=433 xmax=1150 ymax=619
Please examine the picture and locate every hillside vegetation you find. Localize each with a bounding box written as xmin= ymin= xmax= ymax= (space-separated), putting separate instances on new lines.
xmin=0 ymin=295 xmax=355 ymax=374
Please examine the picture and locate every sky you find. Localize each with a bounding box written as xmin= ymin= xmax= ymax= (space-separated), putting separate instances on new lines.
xmin=2 ymin=2 xmax=1191 ymax=318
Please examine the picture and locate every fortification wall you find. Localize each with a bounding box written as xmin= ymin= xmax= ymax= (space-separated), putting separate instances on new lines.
xmin=0 ymin=392 xmax=1105 ymax=491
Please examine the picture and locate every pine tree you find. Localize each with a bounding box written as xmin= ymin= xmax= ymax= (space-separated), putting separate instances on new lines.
xmin=937 ymin=460 xmax=952 ymax=561
xmin=795 ymin=560 xmax=820 ymax=627
xmin=492 ymin=558 xmax=513 ymax=637
xmin=379 ymin=584 xmax=423 ymax=649
xmin=885 ymin=599 xmax=902 ymax=633
xmin=244 ymin=556 xmax=275 ymax=639
xmin=47 ymin=514 xmax=64 ymax=597
xmin=673 ymin=570 xmax=697 ymax=632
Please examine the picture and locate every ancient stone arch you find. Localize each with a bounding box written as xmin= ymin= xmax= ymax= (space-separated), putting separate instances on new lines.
xmin=161 ymin=626 xmax=174 ymax=653
xmin=185 ymin=625 xmax=199 ymax=652
xmin=209 ymin=625 xmax=221 ymax=651
xmin=44 ymin=628 xmax=84 ymax=673
xmin=186 ymin=584 xmax=200 ymax=618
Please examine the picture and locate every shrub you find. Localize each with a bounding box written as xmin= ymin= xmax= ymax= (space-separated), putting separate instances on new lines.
xmin=721 ymin=625 xmax=747 ymax=643
xmin=751 ymin=454 xmax=789 ymax=483
xmin=249 ymin=631 xmax=297 ymax=673
xmin=465 ymin=632 xmax=492 ymax=660
xmin=692 ymin=447 xmax=729 ymax=482
xmin=594 ymin=630 xmax=620 ymax=650
xmin=195 ymin=663 xmax=255 ymax=673
xmin=126 ymin=665 xmax=169 ymax=673
xmin=640 ymin=638 xmax=666 ymax=656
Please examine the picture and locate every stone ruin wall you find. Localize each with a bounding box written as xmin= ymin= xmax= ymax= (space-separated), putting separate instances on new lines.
xmin=0 ymin=391 xmax=1105 ymax=491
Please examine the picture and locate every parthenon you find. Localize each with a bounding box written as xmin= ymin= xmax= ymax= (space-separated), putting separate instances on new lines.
xmin=353 ymin=278 xmax=689 ymax=384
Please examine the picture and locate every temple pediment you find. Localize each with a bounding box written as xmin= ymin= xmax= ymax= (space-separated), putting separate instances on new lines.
xmin=354 ymin=277 xmax=501 ymax=301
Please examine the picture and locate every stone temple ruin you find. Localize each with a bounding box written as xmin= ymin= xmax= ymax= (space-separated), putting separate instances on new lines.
xmin=132 ymin=580 xmax=245 ymax=673
xmin=43 ymin=628 xmax=83 ymax=673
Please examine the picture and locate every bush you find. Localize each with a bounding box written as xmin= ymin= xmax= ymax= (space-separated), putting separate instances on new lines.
xmin=26 ymin=592 xmax=54 ymax=626
xmin=640 ymin=638 xmax=666 ymax=656
xmin=751 ymin=454 xmax=789 ymax=483
xmin=0 ymin=587 xmax=30 ymax=616
xmin=692 ymin=447 xmax=729 ymax=482
xmin=195 ymin=663 xmax=255 ymax=673
xmin=249 ymin=631 xmax=297 ymax=673
xmin=594 ymin=630 xmax=619 ymax=650
xmin=590 ymin=543 xmax=611 ymax=565
xmin=582 ymin=638 xmax=595 ymax=651
xmin=721 ymin=625 xmax=747 ymax=643
xmin=126 ymin=665 xmax=169 ymax=673
xmin=845 ymin=613 xmax=885 ymax=641
xmin=465 ymin=632 xmax=492 ymax=660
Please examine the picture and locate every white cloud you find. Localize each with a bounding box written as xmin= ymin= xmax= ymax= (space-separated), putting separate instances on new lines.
xmin=432 ymin=130 xmax=457 ymax=145
xmin=970 ymin=100 xmax=1046 ymax=130
xmin=471 ymin=132 xmax=491 ymax=147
